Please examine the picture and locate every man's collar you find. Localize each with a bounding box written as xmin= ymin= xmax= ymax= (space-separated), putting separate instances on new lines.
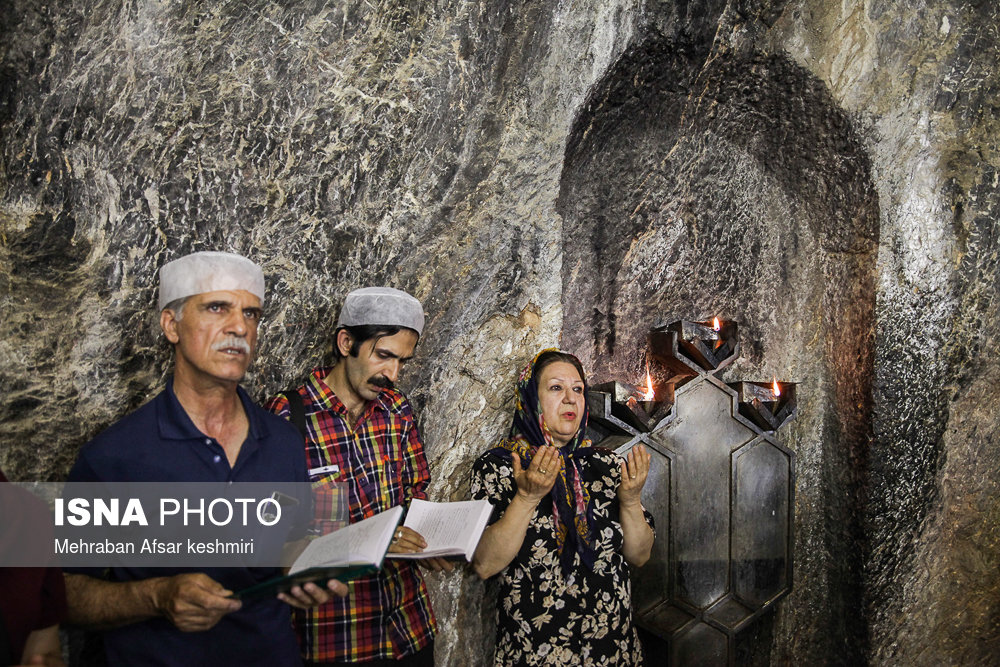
xmin=158 ymin=376 xmax=266 ymax=441
xmin=306 ymin=367 xmax=346 ymax=414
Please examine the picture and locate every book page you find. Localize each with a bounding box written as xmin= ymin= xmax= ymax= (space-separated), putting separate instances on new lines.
xmin=389 ymin=498 xmax=492 ymax=560
xmin=290 ymin=505 xmax=402 ymax=573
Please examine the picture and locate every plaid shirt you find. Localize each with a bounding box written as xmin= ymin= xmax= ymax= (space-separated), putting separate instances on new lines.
xmin=266 ymin=367 xmax=436 ymax=662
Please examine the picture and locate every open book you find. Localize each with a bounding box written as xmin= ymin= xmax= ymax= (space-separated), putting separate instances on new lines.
xmin=233 ymin=505 xmax=403 ymax=600
xmin=387 ymin=498 xmax=493 ymax=561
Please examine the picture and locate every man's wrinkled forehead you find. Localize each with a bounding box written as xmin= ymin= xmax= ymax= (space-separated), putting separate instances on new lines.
xmin=158 ymin=251 xmax=265 ymax=310
xmin=192 ymin=290 xmax=263 ymax=310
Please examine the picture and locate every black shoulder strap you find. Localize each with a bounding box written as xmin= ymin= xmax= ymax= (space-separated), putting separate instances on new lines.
xmin=282 ymin=390 xmax=307 ymax=440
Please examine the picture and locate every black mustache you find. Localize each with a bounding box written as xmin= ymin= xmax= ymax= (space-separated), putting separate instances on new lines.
xmin=370 ymin=376 xmax=394 ymax=390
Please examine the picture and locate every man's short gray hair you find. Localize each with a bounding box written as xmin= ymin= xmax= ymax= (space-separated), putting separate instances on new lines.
xmin=162 ymin=296 xmax=190 ymax=321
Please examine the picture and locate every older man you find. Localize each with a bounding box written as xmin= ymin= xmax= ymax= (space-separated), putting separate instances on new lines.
xmin=65 ymin=251 xmax=346 ymax=666
xmin=267 ymin=287 xmax=451 ymax=667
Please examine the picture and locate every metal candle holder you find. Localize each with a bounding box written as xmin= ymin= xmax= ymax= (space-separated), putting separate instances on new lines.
xmin=586 ymin=319 xmax=797 ymax=666
xmin=729 ymin=381 xmax=797 ymax=432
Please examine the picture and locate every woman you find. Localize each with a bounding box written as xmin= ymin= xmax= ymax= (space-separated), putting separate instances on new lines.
xmin=471 ymin=349 xmax=654 ymax=666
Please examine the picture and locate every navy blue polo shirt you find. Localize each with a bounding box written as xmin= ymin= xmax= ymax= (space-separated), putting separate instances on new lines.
xmin=67 ymin=378 xmax=308 ymax=666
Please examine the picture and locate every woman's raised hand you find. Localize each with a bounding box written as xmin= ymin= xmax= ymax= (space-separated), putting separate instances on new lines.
xmin=617 ymin=444 xmax=651 ymax=507
xmin=512 ymin=446 xmax=560 ymax=503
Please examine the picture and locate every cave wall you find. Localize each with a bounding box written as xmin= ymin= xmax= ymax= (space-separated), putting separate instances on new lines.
xmin=2 ymin=0 xmax=998 ymax=665
xmin=766 ymin=1 xmax=1000 ymax=663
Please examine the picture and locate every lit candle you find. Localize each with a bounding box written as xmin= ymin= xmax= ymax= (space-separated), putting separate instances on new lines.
xmin=639 ymin=363 xmax=655 ymax=401
xmin=729 ymin=381 xmax=797 ymax=432
xmin=589 ymin=375 xmax=674 ymax=434
xmin=649 ymin=319 xmax=740 ymax=373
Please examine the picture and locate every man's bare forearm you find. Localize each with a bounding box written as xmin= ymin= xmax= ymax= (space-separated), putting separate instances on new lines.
xmin=65 ymin=573 xmax=162 ymax=630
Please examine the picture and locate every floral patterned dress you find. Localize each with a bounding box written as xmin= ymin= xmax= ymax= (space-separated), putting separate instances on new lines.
xmin=471 ymin=446 xmax=653 ymax=667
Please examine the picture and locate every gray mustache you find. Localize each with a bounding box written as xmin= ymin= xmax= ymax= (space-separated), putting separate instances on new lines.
xmin=211 ymin=337 xmax=251 ymax=354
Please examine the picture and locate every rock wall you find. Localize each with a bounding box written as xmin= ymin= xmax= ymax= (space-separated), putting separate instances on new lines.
xmin=1 ymin=0 xmax=997 ymax=664
xmin=767 ymin=1 xmax=1000 ymax=663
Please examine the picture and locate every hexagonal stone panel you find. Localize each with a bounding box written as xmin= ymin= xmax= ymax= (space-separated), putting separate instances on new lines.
xmin=652 ymin=377 xmax=756 ymax=609
xmin=733 ymin=438 xmax=793 ymax=607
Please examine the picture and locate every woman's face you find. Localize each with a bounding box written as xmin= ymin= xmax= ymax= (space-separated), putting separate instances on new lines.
xmin=537 ymin=361 xmax=585 ymax=447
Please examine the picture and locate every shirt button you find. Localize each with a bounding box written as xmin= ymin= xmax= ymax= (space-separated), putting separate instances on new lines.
xmin=213 ymin=455 xmax=222 ymax=463
xmin=205 ymin=438 xmax=212 ymax=445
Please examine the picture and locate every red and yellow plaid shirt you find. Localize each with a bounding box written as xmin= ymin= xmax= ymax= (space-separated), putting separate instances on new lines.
xmin=266 ymin=367 xmax=436 ymax=662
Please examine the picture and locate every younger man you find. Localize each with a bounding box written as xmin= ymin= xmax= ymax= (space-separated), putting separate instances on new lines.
xmin=268 ymin=287 xmax=451 ymax=667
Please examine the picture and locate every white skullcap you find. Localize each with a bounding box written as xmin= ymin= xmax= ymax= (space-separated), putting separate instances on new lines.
xmin=337 ymin=287 xmax=424 ymax=335
xmin=158 ymin=251 xmax=265 ymax=310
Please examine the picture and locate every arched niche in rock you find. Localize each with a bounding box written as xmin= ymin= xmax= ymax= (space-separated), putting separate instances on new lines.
xmin=557 ymin=37 xmax=879 ymax=662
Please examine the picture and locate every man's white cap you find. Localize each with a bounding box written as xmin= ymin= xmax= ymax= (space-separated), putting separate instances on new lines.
xmin=337 ymin=287 xmax=424 ymax=335
xmin=158 ymin=251 xmax=265 ymax=310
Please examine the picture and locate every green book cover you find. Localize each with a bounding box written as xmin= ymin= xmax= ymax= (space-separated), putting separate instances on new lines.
xmin=232 ymin=505 xmax=403 ymax=600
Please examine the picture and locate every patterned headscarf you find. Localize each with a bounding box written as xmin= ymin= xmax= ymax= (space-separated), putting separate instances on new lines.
xmin=490 ymin=348 xmax=601 ymax=573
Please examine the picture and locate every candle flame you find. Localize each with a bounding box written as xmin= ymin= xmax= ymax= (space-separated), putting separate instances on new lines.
xmin=713 ymin=317 xmax=721 ymax=331
xmin=772 ymin=378 xmax=781 ymax=398
xmin=640 ymin=368 xmax=655 ymax=401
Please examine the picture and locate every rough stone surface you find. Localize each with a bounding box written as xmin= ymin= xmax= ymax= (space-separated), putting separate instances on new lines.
xmin=2 ymin=0 xmax=998 ymax=665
